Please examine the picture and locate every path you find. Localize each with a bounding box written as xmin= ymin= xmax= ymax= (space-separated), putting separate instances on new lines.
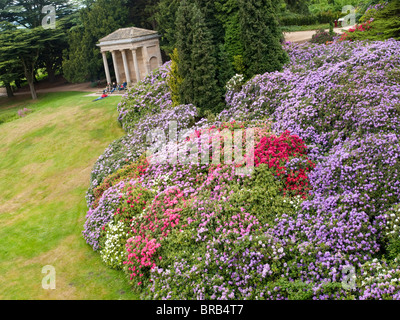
xmin=0 ymin=76 xmax=98 ymax=97
xmin=284 ymin=25 xmax=356 ymax=43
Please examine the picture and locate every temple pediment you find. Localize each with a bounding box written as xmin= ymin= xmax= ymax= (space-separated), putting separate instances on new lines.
xmin=97 ymin=27 xmax=163 ymax=86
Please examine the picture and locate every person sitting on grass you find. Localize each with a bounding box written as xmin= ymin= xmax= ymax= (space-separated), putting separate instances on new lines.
xmin=92 ymin=93 xmax=108 ymax=102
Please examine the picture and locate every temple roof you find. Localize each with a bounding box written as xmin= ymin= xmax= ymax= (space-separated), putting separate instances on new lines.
xmin=99 ymin=27 xmax=158 ymax=43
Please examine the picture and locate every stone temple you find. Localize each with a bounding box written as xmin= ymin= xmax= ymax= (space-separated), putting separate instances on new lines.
xmin=97 ymin=27 xmax=163 ymax=86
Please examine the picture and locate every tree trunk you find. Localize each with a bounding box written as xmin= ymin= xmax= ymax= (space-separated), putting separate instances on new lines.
xmin=23 ymin=64 xmax=37 ymax=100
xmin=5 ymin=83 xmax=14 ymax=98
xmin=47 ymin=67 xmax=56 ymax=83
xmin=45 ymin=60 xmax=56 ymax=83
xmin=28 ymin=80 xmax=38 ymax=100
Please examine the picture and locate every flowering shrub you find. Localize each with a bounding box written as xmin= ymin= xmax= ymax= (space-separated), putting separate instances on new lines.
xmin=117 ymin=62 xmax=173 ymax=132
xmin=87 ymin=103 xmax=198 ymax=207
xmin=92 ymin=155 xmax=149 ymax=209
xmin=221 ymin=39 xmax=400 ymax=162
xmin=83 ymin=181 xmax=128 ymax=251
xmin=310 ymin=29 xmax=335 ymax=44
xmin=254 ymin=130 xmax=315 ymax=198
xmin=380 ymin=204 xmax=400 ymax=260
xmin=359 ymin=2 xmax=389 ymax=23
xmin=225 ymin=74 xmax=245 ymax=102
xmin=84 ymin=38 xmax=400 ymax=300
xmin=99 ymin=220 xmax=128 ymax=270
xmin=306 ymin=134 xmax=400 ymax=220
xmin=124 ymin=186 xmax=189 ymax=287
xmin=357 ymin=258 xmax=400 ymax=300
xmin=339 ymin=21 xmax=372 ymax=41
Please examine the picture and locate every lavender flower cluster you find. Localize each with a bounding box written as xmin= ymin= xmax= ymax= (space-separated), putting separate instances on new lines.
xmin=83 ymin=180 xmax=127 ymax=251
xmin=88 ymin=103 xmax=197 ymax=201
xmin=117 ymin=62 xmax=173 ymax=133
xmin=221 ymin=39 xmax=400 ymax=162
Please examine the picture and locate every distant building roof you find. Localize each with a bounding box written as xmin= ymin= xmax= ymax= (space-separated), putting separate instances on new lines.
xmin=98 ymin=27 xmax=160 ymax=46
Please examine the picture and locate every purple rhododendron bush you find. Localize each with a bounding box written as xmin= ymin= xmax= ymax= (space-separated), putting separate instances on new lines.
xmin=83 ymin=39 xmax=400 ymax=300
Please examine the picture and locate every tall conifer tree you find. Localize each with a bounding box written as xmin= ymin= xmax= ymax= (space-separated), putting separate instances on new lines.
xmin=190 ymin=5 xmax=223 ymax=114
xmin=238 ymin=0 xmax=288 ymax=79
xmin=175 ymin=0 xmax=223 ymax=115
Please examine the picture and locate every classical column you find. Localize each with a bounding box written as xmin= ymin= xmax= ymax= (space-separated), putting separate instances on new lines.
xmin=142 ymin=46 xmax=151 ymax=76
xmin=120 ymin=49 xmax=131 ymax=85
xmin=131 ymin=49 xmax=141 ymax=83
xmin=156 ymin=44 xmax=163 ymax=67
xmin=102 ymin=51 xmax=112 ymax=84
xmin=111 ymin=50 xmax=121 ymax=84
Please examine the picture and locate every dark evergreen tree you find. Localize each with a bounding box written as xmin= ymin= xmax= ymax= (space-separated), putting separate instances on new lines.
xmin=62 ymin=0 xmax=129 ymax=83
xmin=217 ymin=43 xmax=235 ymax=94
xmin=0 ymin=27 xmax=52 ymax=100
xmin=126 ymin=0 xmax=160 ymax=30
xmin=175 ymin=0 xmax=195 ymax=106
xmin=194 ymin=0 xmax=225 ymax=47
xmin=190 ymin=5 xmax=224 ymax=115
xmin=0 ymin=0 xmax=76 ymax=28
xmin=155 ymin=0 xmax=180 ymax=55
xmin=175 ymin=0 xmax=224 ymax=115
xmin=238 ymin=0 xmax=288 ymax=79
xmin=224 ymin=11 xmax=244 ymax=71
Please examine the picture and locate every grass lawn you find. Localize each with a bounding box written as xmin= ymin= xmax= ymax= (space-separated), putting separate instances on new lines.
xmin=0 ymin=92 xmax=140 ymax=299
xmin=280 ymin=23 xmax=330 ymax=32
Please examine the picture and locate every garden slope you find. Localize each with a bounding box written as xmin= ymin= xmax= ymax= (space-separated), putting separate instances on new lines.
xmin=86 ymin=39 xmax=400 ymax=300
xmin=0 ymin=92 xmax=139 ymax=299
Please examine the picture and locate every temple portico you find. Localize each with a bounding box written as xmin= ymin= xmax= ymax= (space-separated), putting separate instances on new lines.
xmin=97 ymin=27 xmax=163 ymax=86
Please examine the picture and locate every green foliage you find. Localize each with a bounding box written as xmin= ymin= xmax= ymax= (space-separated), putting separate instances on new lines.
xmin=224 ymin=12 xmax=244 ymax=60
xmin=284 ymin=0 xmax=310 ymax=14
xmin=62 ymin=0 xmax=129 ymax=83
xmin=175 ymin=0 xmax=224 ymax=116
xmin=190 ymin=5 xmax=224 ymax=115
xmin=364 ymin=0 xmax=400 ymax=40
xmin=278 ymin=11 xmax=336 ymax=26
xmin=194 ymin=0 xmax=226 ymax=46
xmin=232 ymin=55 xmax=246 ymax=74
xmin=224 ymin=164 xmax=299 ymax=226
xmin=175 ymin=0 xmax=195 ymax=107
xmin=167 ymin=48 xmax=182 ymax=107
xmin=0 ymin=0 xmax=76 ymax=28
xmin=0 ymin=27 xmax=53 ymax=99
xmin=37 ymin=27 xmax=69 ymax=83
xmin=239 ymin=0 xmax=288 ymax=79
xmin=155 ymin=0 xmax=180 ymax=55
xmin=126 ymin=0 xmax=159 ymax=30
xmin=216 ymin=44 xmax=235 ymax=95
xmin=308 ymin=0 xmax=366 ymax=15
